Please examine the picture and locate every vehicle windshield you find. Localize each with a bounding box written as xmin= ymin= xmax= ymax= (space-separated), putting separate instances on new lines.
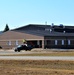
xmin=17 ymin=45 xmax=22 ymax=47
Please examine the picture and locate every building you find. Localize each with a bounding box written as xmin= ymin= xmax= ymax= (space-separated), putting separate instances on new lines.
xmin=0 ymin=24 xmax=74 ymax=49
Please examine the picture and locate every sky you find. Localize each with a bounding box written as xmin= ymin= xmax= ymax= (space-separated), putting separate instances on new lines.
xmin=0 ymin=0 xmax=74 ymax=30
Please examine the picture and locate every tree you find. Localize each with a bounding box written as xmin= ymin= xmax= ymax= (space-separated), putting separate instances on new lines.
xmin=4 ymin=24 xmax=10 ymax=32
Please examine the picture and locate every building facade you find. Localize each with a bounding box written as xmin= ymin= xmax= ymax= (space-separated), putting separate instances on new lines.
xmin=0 ymin=24 xmax=74 ymax=49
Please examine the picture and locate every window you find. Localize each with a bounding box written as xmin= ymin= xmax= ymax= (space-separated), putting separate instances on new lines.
xmin=55 ymin=40 xmax=57 ymax=45
xmin=8 ymin=40 xmax=11 ymax=45
xmin=62 ymin=40 xmax=64 ymax=45
xmin=16 ymin=40 xmax=18 ymax=45
xmin=68 ymin=40 xmax=70 ymax=45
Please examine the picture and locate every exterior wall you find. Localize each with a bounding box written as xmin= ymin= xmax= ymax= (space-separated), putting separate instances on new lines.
xmin=1 ymin=30 xmax=74 ymax=49
xmin=0 ymin=31 xmax=44 ymax=49
xmin=0 ymin=40 xmax=23 ymax=49
xmin=44 ymin=36 xmax=74 ymax=49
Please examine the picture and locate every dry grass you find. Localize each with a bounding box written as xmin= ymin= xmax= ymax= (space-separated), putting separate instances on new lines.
xmin=17 ymin=52 xmax=74 ymax=56
xmin=0 ymin=60 xmax=74 ymax=75
xmin=2 ymin=52 xmax=73 ymax=56
xmin=0 ymin=51 xmax=74 ymax=56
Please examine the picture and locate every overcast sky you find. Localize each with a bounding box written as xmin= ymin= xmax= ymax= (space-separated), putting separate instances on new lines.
xmin=0 ymin=0 xmax=74 ymax=30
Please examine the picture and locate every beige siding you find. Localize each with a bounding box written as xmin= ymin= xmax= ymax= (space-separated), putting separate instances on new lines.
xmin=0 ymin=31 xmax=44 ymax=49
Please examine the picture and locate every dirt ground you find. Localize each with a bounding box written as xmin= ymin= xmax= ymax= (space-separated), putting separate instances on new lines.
xmin=0 ymin=60 xmax=74 ymax=75
xmin=0 ymin=49 xmax=74 ymax=75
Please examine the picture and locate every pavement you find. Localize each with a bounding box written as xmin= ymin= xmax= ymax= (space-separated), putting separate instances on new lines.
xmin=0 ymin=56 xmax=74 ymax=61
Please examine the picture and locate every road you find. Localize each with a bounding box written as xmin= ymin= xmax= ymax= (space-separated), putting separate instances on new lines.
xmin=0 ymin=56 xmax=74 ymax=61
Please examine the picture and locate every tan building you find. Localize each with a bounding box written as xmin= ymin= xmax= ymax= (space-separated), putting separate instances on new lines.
xmin=0 ymin=30 xmax=43 ymax=49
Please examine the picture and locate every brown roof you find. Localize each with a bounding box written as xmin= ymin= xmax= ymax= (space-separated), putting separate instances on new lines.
xmin=0 ymin=31 xmax=44 ymax=40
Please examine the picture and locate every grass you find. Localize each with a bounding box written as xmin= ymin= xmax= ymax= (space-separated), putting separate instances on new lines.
xmin=16 ymin=52 xmax=74 ymax=56
xmin=0 ymin=60 xmax=74 ymax=75
xmin=1 ymin=51 xmax=74 ymax=56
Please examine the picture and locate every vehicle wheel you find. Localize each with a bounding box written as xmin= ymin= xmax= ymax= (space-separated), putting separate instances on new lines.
xmin=15 ymin=50 xmax=17 ymax=52
xmin=15 ymin=49 xmax=17 ymax=52
xmin=25 ymin=50 xmax=27 ymax=51
xmin=27 ymin=49 xmax=30 ymax=51
xmin=29 ymin=49 xmax=31 ymax=51
xmin=18 ymin=50 xmax=20 ymax=52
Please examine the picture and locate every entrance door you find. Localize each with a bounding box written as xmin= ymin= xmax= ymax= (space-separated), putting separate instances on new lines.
xmin=27 ymin=40 xmax=42 ymax=48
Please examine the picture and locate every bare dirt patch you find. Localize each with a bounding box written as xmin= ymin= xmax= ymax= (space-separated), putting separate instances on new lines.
xmin=0 ymin=60 xmax=74 ymax=75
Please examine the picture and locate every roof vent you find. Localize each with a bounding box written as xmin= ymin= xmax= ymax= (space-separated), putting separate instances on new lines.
xmin=50 ymin=29 xmax=52 ymax=33
xmin=51 ymin=23 xmax=54 ymax=27
xmin=59 ymin=24 xmax=65 ymax=29
xmin=59 ymin=24 xmax=63 ymax=27
xmin=45 ymin=21 xmax=47 ymax=25
xmin=63 ymin=31 xmax=66 ymax=33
